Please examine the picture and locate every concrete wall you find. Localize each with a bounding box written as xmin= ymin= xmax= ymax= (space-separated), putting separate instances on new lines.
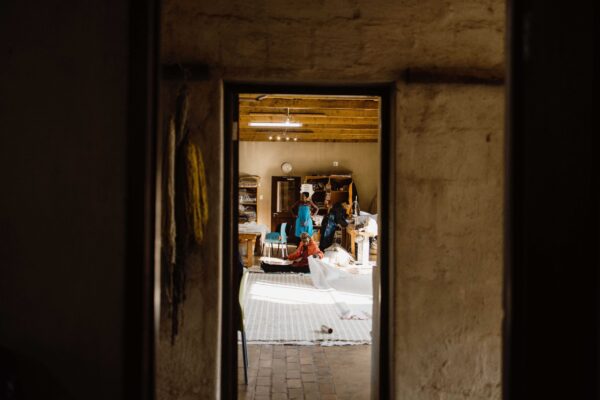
xmin=394 ymin=83 xmax=503 ymax=399
xmin=0 ymin=1 xmax=128 ymax=399
xmin=239 ymin=141 xmax=379 ymax=228
xmin=160 ymin=0 xmax=504 ymax=399
xmin=156 ymin=81 xmax=224 ymax=400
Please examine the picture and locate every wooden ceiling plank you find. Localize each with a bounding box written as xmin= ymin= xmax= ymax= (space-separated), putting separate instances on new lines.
xmin=239 ymin=128 xmax=380 ymax=134
xmin=239 ymin=93 xmax=380 ymax=101
xmin=239 ymin=116 xmax=379 ymax=125
xmin=238 ymin=98 xmax=380 ymax=110
xmin=243 ymin=108 xmax=379 ymax=118
xmin=238 ymin=93 xmax=381 ymax=142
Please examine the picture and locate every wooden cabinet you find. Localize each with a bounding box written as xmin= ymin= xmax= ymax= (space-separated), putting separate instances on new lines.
xmin=303 ymin=176 xmax=329 ymax=216
xmin=304 ymin=174 xmax=353 ymax=216
xmin=305 ymin=174 xmax=354 ymax=249
xmin=239 ymin=176 xmax=259 ymax=223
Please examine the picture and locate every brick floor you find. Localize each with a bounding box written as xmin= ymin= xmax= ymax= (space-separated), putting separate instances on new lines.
xmin=238 ymin=344 xmax=371 ymax=400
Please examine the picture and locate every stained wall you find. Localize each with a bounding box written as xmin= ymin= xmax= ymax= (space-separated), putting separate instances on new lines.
xmin=160 ymin=1 xmax=505 ymax=399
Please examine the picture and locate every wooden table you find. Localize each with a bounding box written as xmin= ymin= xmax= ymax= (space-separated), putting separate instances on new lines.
xmin=343 ymin=225 xmax=375 ymax=262
xmin=238 ymin=233 xmax=260 ymax=267
xmin=342 ymin=225 xmax=357 ymax=258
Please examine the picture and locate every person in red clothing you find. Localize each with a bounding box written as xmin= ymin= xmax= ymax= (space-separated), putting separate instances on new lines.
xmin=286 ymin=232 xmax=324 ymax=270
xmin=260 ymin=233 xmax=323 ymax=274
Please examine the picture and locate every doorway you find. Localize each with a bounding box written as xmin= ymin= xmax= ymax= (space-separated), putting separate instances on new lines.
xmin=223 ymin=84 xmax=394 ymax=399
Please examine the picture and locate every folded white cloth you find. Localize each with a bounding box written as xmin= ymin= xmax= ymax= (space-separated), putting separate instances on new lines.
xmin=322 ymin=243 xmax=354 ymax=266
xmin=308 ymin=257 xmax=372 ymax=320
xmin=259 ymin=256 xmax=292 ymax=265
xmin=239 ymin=222 xmax=269 ymax=243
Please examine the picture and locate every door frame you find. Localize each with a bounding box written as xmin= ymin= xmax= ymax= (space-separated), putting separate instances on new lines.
xmin=222 ymin=82 xmax=396 ymax=400
xmin=271 ymin=175 xmax=301 ymax=234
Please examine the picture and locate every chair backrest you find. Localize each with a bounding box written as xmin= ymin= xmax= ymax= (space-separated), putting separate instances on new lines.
xmin=239 ymin=269 xmax=250 ymax=328
xmin=280 ymin=222 xmax=287 ymax=243
xmin=239 ymin=269 xmax=249 ymax=305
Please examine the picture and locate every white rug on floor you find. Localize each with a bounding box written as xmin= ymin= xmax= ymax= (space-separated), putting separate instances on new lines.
xmin=243 ymin=272 xmax=372 ymax=345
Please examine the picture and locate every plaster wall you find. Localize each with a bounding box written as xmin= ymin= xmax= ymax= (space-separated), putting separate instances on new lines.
xmin=157 ymin=80 xmax=224 ymax=400
xmin=394 ymin=83 xmax=504 ymax=399
xmin=160 ymin=0 xmax=505 ymax=399
xmin=239 ymin=141 xmax=379 ymax=229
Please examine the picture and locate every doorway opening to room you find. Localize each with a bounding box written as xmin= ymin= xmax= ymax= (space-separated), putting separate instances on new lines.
xmin=223 ymin=84 xmax=393 ymax=399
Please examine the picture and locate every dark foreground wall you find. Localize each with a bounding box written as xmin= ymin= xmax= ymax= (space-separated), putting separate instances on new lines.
xmin=506 ymin=0 xmax=599 ymax=399
xmin=0 ymin=2 xmax=131 ymax=399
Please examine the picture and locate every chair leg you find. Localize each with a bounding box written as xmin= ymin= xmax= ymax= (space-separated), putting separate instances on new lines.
xmin=241 ymin=330 xmax=249 ymax=384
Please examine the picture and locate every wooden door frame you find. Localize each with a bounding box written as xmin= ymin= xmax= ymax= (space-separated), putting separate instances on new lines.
xmin=125 ymin=0 xmax=160 ymax=398
xmin=223 ymin=82 xmax=396 ymax=400
xmin=271 ymin=175 xmax=301 ymax=233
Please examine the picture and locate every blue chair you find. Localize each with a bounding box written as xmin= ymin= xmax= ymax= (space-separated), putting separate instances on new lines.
xmin=263 ymin=222 xmax=288 ymax=258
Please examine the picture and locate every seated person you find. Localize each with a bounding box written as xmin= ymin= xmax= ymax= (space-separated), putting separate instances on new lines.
xmin=261 ymin=233 xmax=323 ymax=273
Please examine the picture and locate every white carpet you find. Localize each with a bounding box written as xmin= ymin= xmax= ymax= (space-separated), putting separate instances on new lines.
xmin=243 ymin=272 xmax=372 ymax=345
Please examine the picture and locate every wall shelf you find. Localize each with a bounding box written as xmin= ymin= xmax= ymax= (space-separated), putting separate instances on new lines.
xmin=239 ymin=176 xmax=260 ymax=223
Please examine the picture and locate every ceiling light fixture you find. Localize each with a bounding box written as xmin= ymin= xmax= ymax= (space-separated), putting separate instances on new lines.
xmin=249 ymin=108 xmax=302 ymax=128
xmin=249 ymin=121 xmax=302 ymax=128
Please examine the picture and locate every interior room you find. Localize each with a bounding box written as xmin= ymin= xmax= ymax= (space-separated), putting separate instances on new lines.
xmin=237 ymin=93 xmax=381 ymax=398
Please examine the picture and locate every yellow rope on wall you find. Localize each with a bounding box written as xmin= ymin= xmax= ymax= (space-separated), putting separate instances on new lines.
xmin=185 ymin=139 xmax=209 ymax=244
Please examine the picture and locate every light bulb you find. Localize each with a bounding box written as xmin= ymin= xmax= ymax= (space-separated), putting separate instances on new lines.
xmin=276 ymin=136 xmax=281 ymax=141
xmin=268 ymin=136 xmax=273 ymax=140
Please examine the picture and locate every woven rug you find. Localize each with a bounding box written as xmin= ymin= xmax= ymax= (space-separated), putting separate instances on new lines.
xmin=242 ymin=272 xmax=372 ymax=345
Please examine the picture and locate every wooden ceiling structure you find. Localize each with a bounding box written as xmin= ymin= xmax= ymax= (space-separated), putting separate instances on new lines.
xmin=238 ymin=94 xmax=380 ymax=142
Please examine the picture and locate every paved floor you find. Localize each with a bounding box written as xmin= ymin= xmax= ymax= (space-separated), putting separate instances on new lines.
xmin=238 ymin=344 xmax=371 ymax=400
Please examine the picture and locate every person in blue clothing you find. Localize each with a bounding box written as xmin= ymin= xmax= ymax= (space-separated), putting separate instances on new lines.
xmin=291 ymin=192 xmax=318 ymax=241
xmin=319 ymin=201 xmax=351 ymax=251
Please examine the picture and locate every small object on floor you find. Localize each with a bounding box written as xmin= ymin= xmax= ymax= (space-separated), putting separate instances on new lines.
xmin=321 ymin=325 xmax=333 ymax=334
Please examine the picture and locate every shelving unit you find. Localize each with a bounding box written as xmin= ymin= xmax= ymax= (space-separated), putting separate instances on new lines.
xmin=304 ymin=174 xmax=353 ymax=216
xmin=239 ymin=176 xmax=259 ymax=223
xmin=303 ymin=175 xmax=329 ymax=216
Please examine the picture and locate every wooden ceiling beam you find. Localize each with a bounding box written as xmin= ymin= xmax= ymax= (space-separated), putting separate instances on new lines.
xmin=238 ymin=93 xmax=381 ymax=142
xmin=239 ymin=128 xmax=380 ymax=135
xmin=239 ymin=136 xmax=378 ymax=142
xmin=239 ymin=116 xmax=379 ymax=125
xmin=242 ymin=108 xmax=379 ymax=118
xmin=239 ymin=93 xmax=379 ymax=101
xmin=239 ymin=98 xmax=379 ymax=110
xmin=242 ymin=123 xmax=378 ymax=130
